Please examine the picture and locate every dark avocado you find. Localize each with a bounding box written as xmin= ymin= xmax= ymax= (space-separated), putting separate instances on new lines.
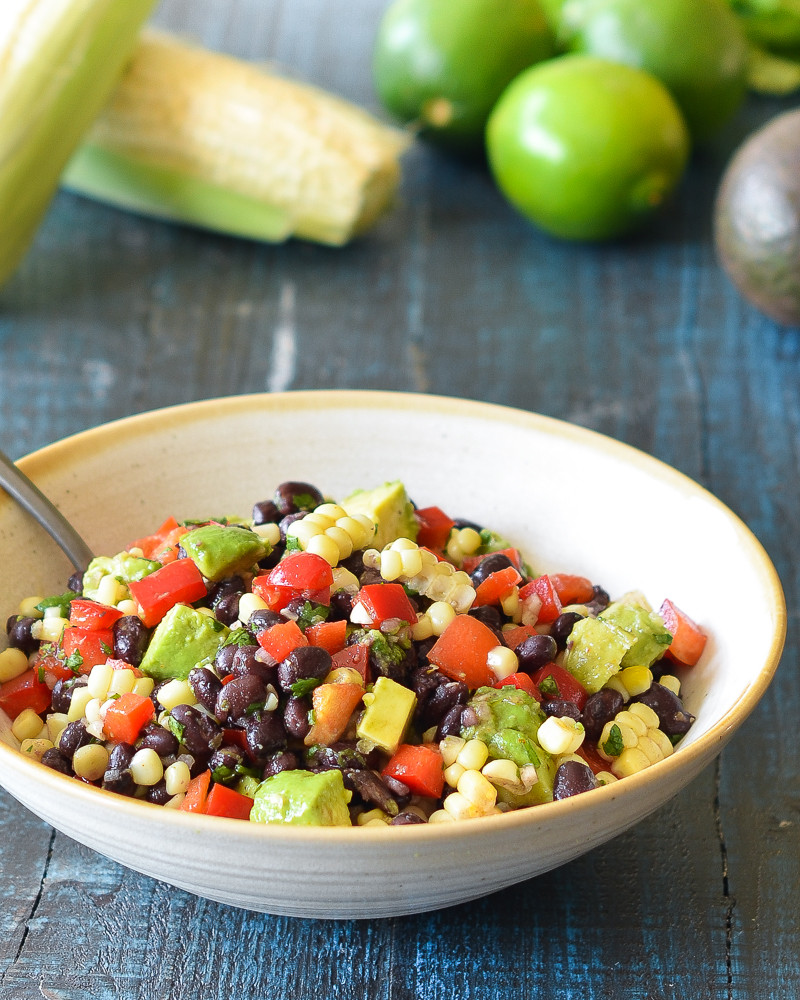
xmin=714 ymin=108 xmax=800 ymax=328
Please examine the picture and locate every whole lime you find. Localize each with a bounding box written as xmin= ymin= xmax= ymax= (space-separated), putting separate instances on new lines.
xmin=485 ymin=54 xmax=690 ymax=241
xmin=556 ymin=0 xmax=749 ymax=141
xmin=714 ymin=108 xmax=800 ymax=328
xmin=372 ymin=0 xmax=554 ymax=149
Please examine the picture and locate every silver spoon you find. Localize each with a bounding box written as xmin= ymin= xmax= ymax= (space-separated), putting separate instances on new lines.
xmin=0 ymin=448 xmax=94 ymax=572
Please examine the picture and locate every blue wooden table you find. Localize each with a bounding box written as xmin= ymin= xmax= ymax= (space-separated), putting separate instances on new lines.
xmin=1 ymin=2 xmax=798 ymax=997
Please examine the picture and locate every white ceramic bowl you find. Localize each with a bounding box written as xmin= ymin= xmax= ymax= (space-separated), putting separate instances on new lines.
xmin=0 ymin=392 xmax=786 ymax=919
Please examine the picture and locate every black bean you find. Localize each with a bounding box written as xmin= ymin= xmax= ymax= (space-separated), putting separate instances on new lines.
xmin=541 ymin=699 xmax=582 ymax=721
xmin=273 ymin=481 xmax=324 ymax=516
xmin=252 ymin=498 xmax=281 ymax=525
xmin=147 ymin=780 xmax=172 ymax=805
xmin=57 ymin=721 xmax=92 ymax=759
xmin=214 ymin=643 xmax=239 ymax=676
xmin=262 ymin=750 xmax=300 ymax=779
xmin=169 ymin=704 xmax=223 ymax=757
xmin=581 ymin=689 xmax=625 ymax=742
xmin=137 ymin=722 xmax=179 ymax=758
xmin=469 ymin=552 xmax=514 ymax=587
xmin=468 ymin=605 xmax=504 ymax=641
xmin=209 ymin=576 xmax=245 ymax=606
xmin=41 ymin=747 xmax=72 ymax=776
xmin=452 ymin=518 xmax=483 ymax=532
xmin=358 ymin=567 xmax=384 ymax=587
xmin=112 ymin=616 xmax=151 ymax=667
xmin=338 ymin=551 xmax=366 ymax=578
xmin=329 ymin=590 xmax=354 ymax=621
xmin=633 ymin=683 xmax=695 ymax=736
xmin=436 ymin=704 xmax=466 ymax=740
xmin=50 ymin=675 xmax=88 ymax=715
xmin=390 ymin=811 xmax=426 ymax=825
xmin=231 ymin=645 xmax=276 ymax=685
xmin=416 ymin=678 xmax=469 ymax=731
xmin=109 ymin=742 xmax=136 ymax=771
xmin=306 ymin=740 xmax=377 ymax=772
xmin=243 ymin=710 xmax=287 ymax=761
xmin=215 ymin=675 xmax=267 ymax=724
xmin=276 ymin=645 xmax=332 ymax=692
xmin=213 ymin=591 xmax=244 ymax=626
xmin=101 ymin=766 xmax=136 ymax=796
xmin=344 ymin=769 xmax=400 ymax=815
xmin=551 ymin=612 xmax=584 ymax=651
xmin=516 ymin=634 xmax=558 ymax=673
xmin=6 ymin=615 xmax=37 ymax=655
xmin=585 ymin=585 xmax=610 ymax=616
xmin=382 ymin=774 xmax=412 ymax=809
xmin=208 ymin=745 xmax=246 ymax=783
xmin=247 ymin=608 xmax=282 ymax=636
xmin=188 ymin=666 xmax=222 ymax=714
xmin=553 ymin=760 xmax=598 ymax=800
xmin=283 ymin=695 xmax=312 ymax=739
xmin=67 ymin=571 xmax=84 ymax=593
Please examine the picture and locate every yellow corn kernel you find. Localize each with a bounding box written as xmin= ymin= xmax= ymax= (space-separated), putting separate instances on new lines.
xmin=456 ymin=769 xmax=497 ymax=812
xmin=410 ymin=613 xmax=434 ymax=641
xmin=636 ymin=735 xmax=664 ymax=765
xmin=253 ymin=522 xmax=282 ymax=547
xmin=659 ymin=674 xmax=681 ymax=696
xmin=164 ymin=760 xmax=191 ymax=796
xmin=306 ymin=532 xmax=341 ymax=567
xmin=481 ymin=757 xmax=521 ymax=790
xmin=238 ymin=591 xmax=269 ymax=623
xmin=46 ymin=713 xmax=69 ymax=744
xmin=487 ymin=645 xmax=519 ymax=681
xmin=439 ymin=735 xmax=466 ymax=767
xmin=443 ymin=791 xmax=483 ymax=821
xmin=618 ymin=665 xmax=653 ymax=697
xmin=0 ymin=647 xmax=29 ymax=683
xmin=627 ymin=701 xmax=660 ymax=730
xmin=96 ymin=574 xmax=127 ymax=607
xmin=132 ymin=676 xmax=155 ymax=698
xmin=445 ymin=527 xmax=482 ymax=564
xmin=19 ymin=737 xmax=54 ymax=762
xmin=444 ymin=762 xmax=466 ymax=788
xmin=612 ymin=746 xmax=651 ymax=778
xmin=32 ymin=617 xmax=68 ymax=643
xmin=356 ymin=808 xmax=391 ymax=826
xmin=428 ymin=601 xmax=457 ymax=635
xmin=72 ymin=743 xmax=110 ymax=782
xmin=156 ymin=679 xmax=196 ymax=711
xmin=67 ymin=685 xmax=95 ymax=722
xmin=379 ymin=548 xmax=404 ymax=581
xmin=11 ymin=707 xmax=45 ymax=742
xmin=427 ymin=809 xmax=455 ymax=824
xmin=116 ymin=599 xmax=139 ymax=616
xmin=456 ymin=738 xmax=489 ymax=772
xmin=537 ymin=716 xmax=585 ymax=756
xmin=129 ymin=748 xmax=164 ymax=786
xmin=108 ymin=668 xmax=136 ymax=696
xmin=615 ymin=709 xmax=648 ymax=738
xmin=649 ymin=728 xmax=674 ymax=759
xmin=87 ymin=661 xmax=114 ymax=700
xmin=332 ymin=565 xmax=360 ymax=595
xmin=17 ymin=597 xmax=45 ymax=618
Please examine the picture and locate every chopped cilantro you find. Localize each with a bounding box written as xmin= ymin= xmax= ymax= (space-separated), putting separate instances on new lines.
xmin=602 ymin=723 xmax=625 ymax=758
xmin=292 ymin=493 xmax=318 ymax=512
xmin=36 ymin=591 xmax=75 ymax=617
xmin=100 ymin=641 xmax=113 ymax=656
xmin=211 ymin=764 xmax=235 ymax=783
xmin=291 ymin=676 xmax=322 ymax=698
xmin=37 ymin=665 xmax=45 ymax=683
xmin=65 ymin=650 xmax=84 ymax=674
xmin=538 ymin=674 xmax=560 ymax=699
xmin=222 ymin=627 xmax=253 ymax=648
xmin=285 ymin=536 xmax=302 ymax=554
xmin=244 ymin=700 xmax=266 ymax=715
xmin=296 ymin=600 xmax=330 ymax=630
xmin=166 ymin=716 xmax=186 ymax=743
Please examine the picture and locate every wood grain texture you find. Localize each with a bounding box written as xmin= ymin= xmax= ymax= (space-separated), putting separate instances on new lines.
xmin=0 ymin=1 xmax=798 ymax=997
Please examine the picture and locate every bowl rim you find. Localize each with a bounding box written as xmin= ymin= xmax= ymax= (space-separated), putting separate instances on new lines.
xmin=0 ymin=389 xmax=787 ymax=847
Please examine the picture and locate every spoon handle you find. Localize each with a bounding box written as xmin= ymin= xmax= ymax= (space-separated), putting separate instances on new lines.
xmin=0 ymin=449 xmax=94 ymax=573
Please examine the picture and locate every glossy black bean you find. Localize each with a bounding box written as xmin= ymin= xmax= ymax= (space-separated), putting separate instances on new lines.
xmin=243 ymin=710 xmax=287 ymax=761
xmin=169 ymin=704 xmax=223 ymax=757
xmin=41 ymin=747 xmax=72 ymax=776
xmin=209 ymin=576 xmax=245 ymax=605
xmin=306 ymin=740 xmax=377 ymax=772
xmin=436 ymin=704 xmax=466 ymax=740
xmin=412 ymin=637 xmax=437 ymax=668
xmin=67 ymin=571 xmax=84 ymax=593
xmin=147 ymin=780 xmax=172 ymax=805
xmin=553 ymin=760 xmax=598 ymax=800
xmin=390 ymin=811 xmax=426 ymax=825
xmin=417 ymin=678 xmax=469 ymax=730
xmin=516 ymin=634 xmax=558 ymax=673
xmin=137 ymin=722 xmax=179 ymax=758
xmin=101 ymin=766 xmax=136 ymax=796
xmin=452 ymin=518 xmax=483 ymax=532
xmin=215 ymin=675 xmax=267 ymax=724
xmin=468 ymin=605 xmax=504 ymax=640
xmin=109 ymin=742 xmax=136 ymax=770
xmin=367 ymin=639 xmax=416 ymax=685
xmin=338 ymin=551 xmax=366 ymax=577
xmin=358 ymin=566 xmax=384 ymax=587
xmin=262 ymin=750 xmax=300 ymax=779
xmin=112 ymin=615 xmax=151 ymax=667
xmin=276 ymin=645 xmax=332 ymax=692
xmin=6 ymin=615 xmax=37 ymax=655
xmin=633 ymin=684 xmax=695 ymax=736
xmin=273 ymin=481 xmax=324 ymax=516
xmin=410 ymin=665 xmax=441 ymax=701
xmin=208 ymin=745 xmax=246 ymax=782
xmin=213 ymin=591 xmax=244 ymax=626
xmin=382 ymin=774 xmax=412 ymax=809
xmin=58 ymin=721 xmax=93 ymax=759
xmin=247 ymin=608 xmax=282 ymax=636
xmin=581 ymin=689 xmax=625 ymax=742
xmin=214 ymin=643 xmax=239 ymax=676
xmin=283 ymin=695 xmax=311 ymax=739
xmin=252 ymin=498 xmax=281 ymax=525
xmin=469 ymin=552 xmax=514 ymax=587
xmin=329 ymin=590 xmax=354 ymax=621
xmin=49 ymin=676 xmax=88 ymax=715
xmin=344 ymin=769 xmax=400 ymax=815
xmin=550 ymin=612 xmax=584 ymax=651
xmin=231 ymin=645 xmax=276 ymax=685
xmin=585 ymin=585 xmax=610 ymax=616
xmin=188 ymin=666 xmax=222 ymax=714
xmin=541 ymin=699 xmax=582 ymax=721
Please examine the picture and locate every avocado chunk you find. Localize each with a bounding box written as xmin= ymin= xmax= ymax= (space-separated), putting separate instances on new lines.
xmin=564 ymin=616 xmax=635 ymax=693
xmin=342 ymin=480 xmax=417 ymax=549
xmin=599 ymin=601 xmax=672 ymax=668
xmin=249 ymin=769 xmax=352 ymax=826
xmin=83 ymin=551 xmax=160 ymax=601
xmin=139 ymin=603 xmax=228 ymax=681
xmin=179 ymin=523 xmax=268 ymax=582
xmin=356 ymin=675 xmax=416 ymax=753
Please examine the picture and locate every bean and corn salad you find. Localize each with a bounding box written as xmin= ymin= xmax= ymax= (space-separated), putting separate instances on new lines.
xmin=0 ymin=480 xmax=706 ymax=827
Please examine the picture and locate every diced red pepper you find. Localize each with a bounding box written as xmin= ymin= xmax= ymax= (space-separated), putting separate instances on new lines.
xmin=659 ymin=598 xmax=707 ymax=666
xmin=330 ymin=644 xmax=371 ymax=682
xmin=519 ymin=575 xmax=563 ymax=624
xmin=305 ymin=619 xmax=348 ymax=654
xmin=68 ymin=599 xmax=124 ymax=631
xmin=102 ymin=692 xmax=155 ymax=744
xmin=530 ymin=663 xmax=588 ymax=710
xmin=494 ymin=672 xmax=538 ymax=697
xmin=35 ymin=650 xmax=77 ymax=683
xmin=223 ymin=727 xmax=249 ymax=751
xmin=305 ymin=681 xmax=365 ymax=747
xmin=472 ymin=565 xmax=522 ymax=607
xmin=414 ymin=506 xmax=455 ymax=551
xmin=501 ymin=624 xmax=539 ymax=650
xmin=383 ymin=743 xmax=445 ymax=798
xmin=427 ymin=613 xmax=497 ymax=689
xmin=256 ymin=620 xmax=308 ymax=662
xmin=128 ymin=516 xmax=190 ymax=564
xmin=204 ymin=782 xmax=254 ymax=820
xmin=353 ymin=583 xmax=417 ymax=625
xmin=549 ymin=573 xmax=595 ymax=606
xmin=105 ymin=658 xmax=143 ymax=677
xmin=62 ymin=627 xmax=115 ymax=674
xmin=462 ymin=548 xmax=524 ymax=574
xmin=180 ymin=769 xmax=212 ymax=813
xmin=128 ymin=558 xmax=207 ymax=628
xmin=575 ymin=742 xmax=609 ymax=776
xmin=252 ymin=551 xmax=334 ymax=611
xmin=0 ymin=668 xmax=51 ymax=719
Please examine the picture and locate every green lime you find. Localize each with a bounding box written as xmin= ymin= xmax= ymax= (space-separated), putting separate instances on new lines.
xmin=556 ymin=0 xmax=749 ymax=141
xmin=485 ymin=54 xmax=690 ymax=241
xmin=372 ymin=0 xmax=554 ymax=149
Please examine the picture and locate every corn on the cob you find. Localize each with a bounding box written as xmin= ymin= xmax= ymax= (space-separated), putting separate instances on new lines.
xmin=597 ymin=701 xmax=674 ymax=778
xmin=0 ymin=0 xmax=158 ymax=287
xmin=61 ymin=30 xmax=410 ymax=247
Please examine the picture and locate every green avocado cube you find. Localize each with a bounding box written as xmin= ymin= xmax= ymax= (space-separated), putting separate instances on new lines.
xmin=179 ymin=524 xmax=268 ymax=582
xmin=564 ymin=615 xmax=636 ymax=693
xmin=599 ymin=601 xmax=673 ymax=668
xmin=343 ymin=480 xmax=417 ymax=549
xmin=249 ymin=769 xmax=352 ymax=826
xmin=356 ymin=675 xmax=416 ymax=754
xmin=139 ymin=603 xmax=228 ymax=681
